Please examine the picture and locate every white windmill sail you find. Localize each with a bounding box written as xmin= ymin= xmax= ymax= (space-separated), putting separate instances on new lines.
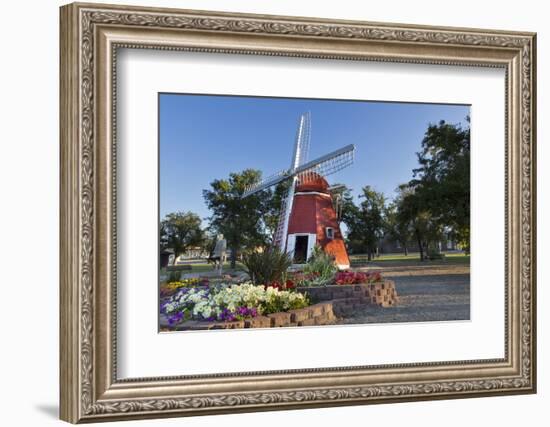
xmin=242 ymin=169 xmax=289 ymax=198
xmin=274 ymin=112 xmax=311 ymax=250
xmin=295 ymin=144 xmax=355 ymax=183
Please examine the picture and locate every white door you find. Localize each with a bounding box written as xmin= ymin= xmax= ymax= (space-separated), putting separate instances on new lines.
xmin=286 ymin=234 xmax=296 ymax=260
xmin=306 ymin=233 xmax=317 ymax=260
xmin=287 ymin=233 xmax=317 ymax=263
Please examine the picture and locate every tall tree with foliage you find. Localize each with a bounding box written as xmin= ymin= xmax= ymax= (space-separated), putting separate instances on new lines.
xmin=203 ymin=169 xmax=273 ymax=268
xmin=339 ymin=184 xmax=363 ymax=253
xmin=336 ymin=185 xmax=370 ymax=254
xmin=396 ymin=184 xmax=444 ymax=261
xmin=160 ymin=211 xmax=204 ymax=264
xmin=340 ymin=196 xmax=365 ymax=254
xmin=342 ymin=186 xmax=386 ymax=261
xmin=384 ymin=200 xmax=412 ymax=256
xmin=410 ymin=118 xmax=470 ymax=249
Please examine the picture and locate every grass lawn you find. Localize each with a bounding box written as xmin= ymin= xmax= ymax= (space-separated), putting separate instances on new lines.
xmin=163 ymin=261 xmax=247 ymax=274
xmin=162 ymin=253 xmax=469 ymax=276
xmin=350 ymin=252 xmax=470 ymax=266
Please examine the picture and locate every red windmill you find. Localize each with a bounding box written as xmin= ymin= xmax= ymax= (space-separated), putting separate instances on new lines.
xmin=242 ymin=113 xmax=355 ymax=268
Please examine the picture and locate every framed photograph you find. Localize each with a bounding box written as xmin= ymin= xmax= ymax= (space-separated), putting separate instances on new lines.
xmin=60 ymin=2 xmax=537 ymax=423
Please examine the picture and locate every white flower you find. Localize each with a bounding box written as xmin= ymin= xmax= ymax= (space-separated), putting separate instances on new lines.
xmin=164 ymin=282 xmax=308 ymax=320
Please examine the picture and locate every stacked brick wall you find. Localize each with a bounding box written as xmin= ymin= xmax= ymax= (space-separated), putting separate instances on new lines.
xmin=168 ymin=302 xmax=336 ymax=331
xmin=297 ymin=281 xmax=397 ymax=308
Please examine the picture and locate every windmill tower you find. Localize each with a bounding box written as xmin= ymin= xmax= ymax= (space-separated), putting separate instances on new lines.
xmin=242 ymin=112 xmax=355 ymax=269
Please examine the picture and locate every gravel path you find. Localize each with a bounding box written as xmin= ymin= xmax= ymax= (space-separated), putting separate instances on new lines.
xmin=337 ymin=265 xmax=470 ymax=324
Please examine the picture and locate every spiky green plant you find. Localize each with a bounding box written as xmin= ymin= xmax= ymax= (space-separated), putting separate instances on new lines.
xmin=302 ymin=245 xmax=337 ymax=285
xmin=242 ymin=247 xmax=292 ymax=286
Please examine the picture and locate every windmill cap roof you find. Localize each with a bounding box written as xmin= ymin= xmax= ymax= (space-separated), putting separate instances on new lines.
xmin=296 ymin=174 xmax=329 ymax=193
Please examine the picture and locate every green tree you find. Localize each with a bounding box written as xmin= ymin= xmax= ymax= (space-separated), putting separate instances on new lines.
xmin=342 ymin=186 xmax=386 ymax=261
xmin=384 ymin=200 xmax=412 ymax=256
xmin=397 ymin=184 xmax=444 ymax=261
xmin=339 ymin=185 xmax=364 ymax=253
xmin=410 ymin=118 xmax=470 ymax=248
xmin=203 ymin=169 xmax=273 ymax=268
xmin=160 ymin=211 xmax=204 ymax=264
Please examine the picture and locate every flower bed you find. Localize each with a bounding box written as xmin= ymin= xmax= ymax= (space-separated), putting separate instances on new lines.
xmin=159 ymin=268 xmax=398 ymax=330
xmin=285 ymin=270 xmax=384 ymax=288
xmin=159 ymin=277 xmax=210 ymax=297
xmin=160 ymin=282 xmax=310 ymax=328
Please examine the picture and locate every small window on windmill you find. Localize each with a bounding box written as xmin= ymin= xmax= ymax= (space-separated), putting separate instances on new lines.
xmin=325 ymin=227 xmax=334 ymax=240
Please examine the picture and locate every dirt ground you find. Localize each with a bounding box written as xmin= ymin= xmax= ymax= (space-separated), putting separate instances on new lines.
xmin=337 ymin=263 xmax=470 ymax=324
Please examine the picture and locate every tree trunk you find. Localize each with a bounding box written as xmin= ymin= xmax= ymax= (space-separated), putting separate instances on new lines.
xmin=415 ymin=231 xmax=424 ymax=261
xmin=404 ymin=244 xmax=409 ymax=256
xmin=230 ymin=247 xmax=237 ymax=269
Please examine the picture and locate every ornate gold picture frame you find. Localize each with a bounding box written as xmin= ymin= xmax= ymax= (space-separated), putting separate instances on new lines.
xmin=60 ymin=2 xmax=536 ymax=423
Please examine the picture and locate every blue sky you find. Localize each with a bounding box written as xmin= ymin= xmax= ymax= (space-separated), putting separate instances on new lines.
xmin=159 ymin=93 xmax=469 ymax=223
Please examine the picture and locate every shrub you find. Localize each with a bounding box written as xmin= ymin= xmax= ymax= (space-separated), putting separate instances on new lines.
xmin=427 ymin=250 xmax=445 ymax=260
xmin=288 ymin=271 xmax=322 ymax=287
xmin=242 ymin=247 xmax=292 ymax=286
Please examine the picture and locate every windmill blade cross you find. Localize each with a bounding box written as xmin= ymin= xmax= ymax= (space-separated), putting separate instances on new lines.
xmin=242 ymin=144 xmax=355 ymax=198
xmin=241 ymin=169 xmax=291 ymax=198
xmin=295 ymin=144 xmax=355 ymax=183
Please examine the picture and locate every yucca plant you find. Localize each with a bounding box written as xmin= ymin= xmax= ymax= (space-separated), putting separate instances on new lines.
xmin=242 ymin=247 xmax=292 ymax=286
xmin=302 ymin=245 xmax=337 ymax=285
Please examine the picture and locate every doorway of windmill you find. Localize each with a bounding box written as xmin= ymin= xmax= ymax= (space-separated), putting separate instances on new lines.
xmin=293 ymin=235 xmax=309 ymax=264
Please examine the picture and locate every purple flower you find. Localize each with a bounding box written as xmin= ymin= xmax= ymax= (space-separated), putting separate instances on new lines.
xmin=174 ymin=288 xmax=190 ymax=298
xmin=231 ymin=306 xmax=258 ymax=319
xmin=167 ymin=311 xmax=184 ymax=326
xmin=219 ymin=308 xmax=237 ymax=322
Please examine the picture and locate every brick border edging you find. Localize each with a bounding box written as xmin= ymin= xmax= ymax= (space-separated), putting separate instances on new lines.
xmin=163 ymin=302 xmax=336 ymax=331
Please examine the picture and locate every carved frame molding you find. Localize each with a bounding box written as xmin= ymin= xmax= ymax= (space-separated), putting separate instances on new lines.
xmin=60 ymin=2 xmax=536 ymax=423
